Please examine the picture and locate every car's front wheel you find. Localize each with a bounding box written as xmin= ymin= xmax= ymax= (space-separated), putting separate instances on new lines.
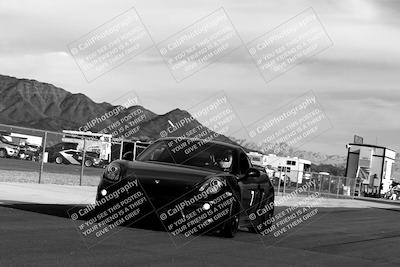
xmin=220 ymin=202 xmax=240 ymax=238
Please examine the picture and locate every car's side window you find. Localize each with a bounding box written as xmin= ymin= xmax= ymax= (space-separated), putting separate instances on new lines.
xmin=239 ymin=152 xmax=251 ymax=174
xmin=151 ymin=145 xmax=174 ymax=163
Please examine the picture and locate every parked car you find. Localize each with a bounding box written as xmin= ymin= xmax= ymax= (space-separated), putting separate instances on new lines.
xmin=46 ymin=142 xmax=78 ymax=163
xmin=18 ymin=144 xmax=40 ymax=161
xmin=96 ymin=137 xmax=275 ymax=237
xmin=54 ymin=149 xmax=101 ymax=167
xmin=0 ymin=135 xmax=19 ymax=158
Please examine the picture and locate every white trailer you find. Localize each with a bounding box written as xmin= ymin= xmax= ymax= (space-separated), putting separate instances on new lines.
xmin=247 ymin=152 xmax=311 ymax=183
xmin=266 ymin=154 xmax=311 ymax=183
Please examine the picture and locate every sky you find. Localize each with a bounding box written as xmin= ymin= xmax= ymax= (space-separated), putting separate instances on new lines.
xmin=0 ymin=0 xmax=399 ymax=156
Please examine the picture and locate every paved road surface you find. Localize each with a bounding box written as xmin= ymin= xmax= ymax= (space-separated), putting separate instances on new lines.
xmin=1 ymin=201 xmax=399 ymax=266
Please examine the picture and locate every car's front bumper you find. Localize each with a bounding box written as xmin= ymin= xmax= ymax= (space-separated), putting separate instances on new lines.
xmin=95 ymin=178 xmax=236 ymax=229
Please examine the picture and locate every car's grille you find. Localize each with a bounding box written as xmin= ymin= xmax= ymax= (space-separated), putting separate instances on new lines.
xmin=139 ymin=180 xmax=195 ymax=209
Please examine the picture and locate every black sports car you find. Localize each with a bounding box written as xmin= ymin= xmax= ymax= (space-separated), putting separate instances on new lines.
xmin=54 ymin=149 xmax=103 ymax=167
xmin=96 ymin=137 xmax=274 ymax=237
xmin=46 ymin=142 xmax=78 ymax=163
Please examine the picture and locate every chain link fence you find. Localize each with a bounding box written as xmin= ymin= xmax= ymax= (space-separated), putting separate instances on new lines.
xmin=0 ymin=123 xmax=149 ymax=186
xmin=270 ymin=169 xmax=358 ymax=198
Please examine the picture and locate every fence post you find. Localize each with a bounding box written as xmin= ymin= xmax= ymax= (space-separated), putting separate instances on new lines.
xmin=38 ymin=131 xmax=47 ymax=184
xmin=79 ymin=138 xmax=86 ymax=186
xmin=328 ymin=176 xmax=331 ymax=194
xmin=336 ymin=177 xmax=341 ymax=198
xmin=277 ymin=171 xmax=282 ymax=196
xmin=314 ymin=176 xmax=317 ymax=192
xmin=283 ymin=170 xmax=287 ymax=196
xmin=319 ymin=176 xmax=322 ymax=194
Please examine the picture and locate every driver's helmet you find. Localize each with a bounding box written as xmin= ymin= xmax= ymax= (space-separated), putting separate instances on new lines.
xmin=217 ymin=154 xmax=233 ymax=169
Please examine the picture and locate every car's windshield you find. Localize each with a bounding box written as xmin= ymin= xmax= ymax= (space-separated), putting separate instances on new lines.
xmin=137 ymin=140 xmax=234 ymax=172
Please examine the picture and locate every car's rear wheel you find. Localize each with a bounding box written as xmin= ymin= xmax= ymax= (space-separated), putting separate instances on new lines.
xmin=84 ymin=159 xmax=93 ymax=167
xmin=0 ymin=149 xmax=6 ymax=158
xmin=55 ymin=156 xmax=63 ymax=164
xmin=220 ymin=202 xmax=240 ymax=238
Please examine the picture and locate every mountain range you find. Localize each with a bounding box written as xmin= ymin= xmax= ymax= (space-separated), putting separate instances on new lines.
xmin=0 ymin=74 xmax=235 ymax=145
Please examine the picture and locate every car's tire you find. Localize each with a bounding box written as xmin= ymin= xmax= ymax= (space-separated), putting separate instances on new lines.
xmin=55 ymin=156 xmax=63 ymax=164
xmin=220 ymin=202 xmax=240 ymax=238
xmin=0 ymin=149 xmax=7 ymax=158
xmin=84 ymin=159 xmax=93 ymax=167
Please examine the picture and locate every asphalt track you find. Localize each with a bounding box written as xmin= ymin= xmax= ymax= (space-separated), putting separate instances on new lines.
xmin=1 ymin=202 xmax=400 ymax=266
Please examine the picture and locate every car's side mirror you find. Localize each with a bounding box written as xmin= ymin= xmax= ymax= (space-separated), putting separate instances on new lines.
xmin=246 ymin=167 xmax=261 ymax=177
xmin=240 ymin=167 xmax=261 ymax=180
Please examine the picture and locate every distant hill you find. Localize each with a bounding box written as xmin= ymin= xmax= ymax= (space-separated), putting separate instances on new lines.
xmin=0 ymin=74 xmax=156 ymax=132
xmin=0 ymin=74 xmax=234 ymax=144
xmin=310 ymin=163 xmax=346 ymax=176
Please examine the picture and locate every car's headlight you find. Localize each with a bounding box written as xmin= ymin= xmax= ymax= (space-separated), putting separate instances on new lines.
xmin=103 ymin=163 xmax=121 ymax=181
xmin=199 ymin=177 xmax=225 ymax=195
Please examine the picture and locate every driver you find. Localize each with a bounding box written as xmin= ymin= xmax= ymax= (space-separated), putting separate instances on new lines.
xmin=217 ymin=154 xmax=233 ymax=170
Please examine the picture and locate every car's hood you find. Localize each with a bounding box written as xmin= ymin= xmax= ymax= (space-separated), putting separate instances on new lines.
xmin=118 ymin=160 xmax=218 ymax=206
xmin=122 ymin=160 xmax=217 ymax=184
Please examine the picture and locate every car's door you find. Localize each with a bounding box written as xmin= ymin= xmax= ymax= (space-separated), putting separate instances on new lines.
xmin=237 ymin=152 xmax=264 ymax=213
xmin=62 ymin=150 xmax=80 ymax=164
xmin=48 ymin=144 xmax=62 ymax=161
xmin=75 ymin=151 xmax=83 ymax=162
